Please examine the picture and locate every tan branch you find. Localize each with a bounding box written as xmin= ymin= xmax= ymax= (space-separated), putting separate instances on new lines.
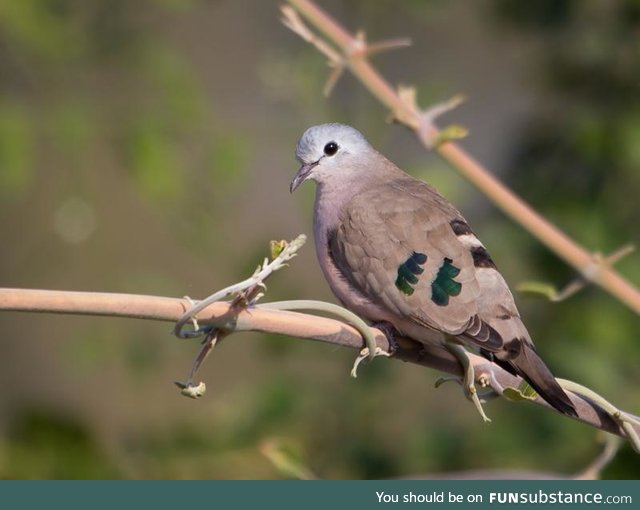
xmin=1 ymin=287 xmax=638 ymax=450
xmin=283 ymin=0 xmax=640 ymax=314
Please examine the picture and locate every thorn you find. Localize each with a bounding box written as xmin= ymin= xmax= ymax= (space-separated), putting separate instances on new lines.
xmin=582 ymin=244 xmax=635 ymax=283
xmin=349 ymin=30 xmax=411 ymax=59
xmin=518 ymin=243 xmax=635 ymax=302
xmin=323 ymin=62 xmax=346 ymax=97
xmin=420 ymin=95 xmax=467 ymax=149
xmin=391 ymin=85 xmax=421 ymax=129
xmin=365 ymin=37 xmax=412 ymax=57
xmin=423 ymin=94 xmax=466 ymax=121
xmin=605 ymin=243 xmax=635 ymax=264
xmin=390 ymin=89 xmax=468 ymax=146
xmin=352 ymin=30 xmax=367 ymax=55
xmin=281 ymin=5 xmax=345 ymax=96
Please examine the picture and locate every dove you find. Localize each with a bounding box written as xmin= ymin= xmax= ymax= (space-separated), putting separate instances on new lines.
xmin=289 ymin=123 xmax=577 ymax=420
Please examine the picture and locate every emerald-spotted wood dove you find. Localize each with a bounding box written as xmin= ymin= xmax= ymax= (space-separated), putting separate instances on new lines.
xmin=290 ymin=123 xmax=576 ymax=417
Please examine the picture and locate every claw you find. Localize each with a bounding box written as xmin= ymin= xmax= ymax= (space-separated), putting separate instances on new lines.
xmin=371 ymin=321 xmax=400 ymax=354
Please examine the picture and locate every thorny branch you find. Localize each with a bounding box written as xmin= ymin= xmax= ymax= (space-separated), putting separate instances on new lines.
xmin=0 ymin=237 xmax=639 ymax=453
xmin=281 ymin=0 xmax=640 ymax=315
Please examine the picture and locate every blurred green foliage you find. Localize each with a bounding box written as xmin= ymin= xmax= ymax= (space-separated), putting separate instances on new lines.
xmin=0 ymin=102 xmax=34 ymax=197
xmin=0 ymin=0 xmax=638 ymax=479
xmin=1 ymin=410 xmax=120 ymax=479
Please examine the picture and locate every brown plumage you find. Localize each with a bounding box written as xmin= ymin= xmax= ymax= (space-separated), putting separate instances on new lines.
xmin=291 ymin=123 xmax=576 ymax=417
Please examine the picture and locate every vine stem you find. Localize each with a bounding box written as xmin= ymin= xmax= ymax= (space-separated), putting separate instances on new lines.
xmin=1 ymin=286 xmax=638 ymax=450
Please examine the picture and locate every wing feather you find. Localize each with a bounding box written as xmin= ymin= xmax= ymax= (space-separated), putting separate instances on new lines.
xmin=331 ymin=177 xmax=491 ymax=340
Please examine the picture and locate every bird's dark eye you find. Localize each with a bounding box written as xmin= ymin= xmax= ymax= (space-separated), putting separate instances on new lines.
xmin=323 ymin=141 xmax=338 ymax=156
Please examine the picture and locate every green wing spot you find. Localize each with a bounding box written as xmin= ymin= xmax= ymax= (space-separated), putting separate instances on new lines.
xmin=411 ymin=252 xmax=427 ymax=265
xmin=395 ymin=251 xmax=427 ymax=296
xmin=395 ymin=276 xmax=415 ymax=296
xmin=398 ymin=264 xmax=419 ymax=284
xmin=441 ymin=278 xmax=462 ymax=296
xmin=431 ymin=257 xmax=462 ymax=306
xmin=440 ymin=262 xmax=460 ymax=278
xmin=431 ymin=285 xmax=448 ymax=306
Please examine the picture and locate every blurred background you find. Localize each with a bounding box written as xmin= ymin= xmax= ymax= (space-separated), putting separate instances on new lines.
xmin=0 ymin=0 xmax=638 ymax=479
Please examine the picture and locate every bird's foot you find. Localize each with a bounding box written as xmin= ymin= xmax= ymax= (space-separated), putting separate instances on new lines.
xmin=371 ymin=321 xmax=400 ymax=354
xmin=445 ymin=342 xmax=492 ymax=423
xmin=349 ymin=321 xmax=397 ymax=377
xmin=350 ymin=346 xmax=391 ymax=378
xmin=181 ymin=325 xmax=215 ymax=339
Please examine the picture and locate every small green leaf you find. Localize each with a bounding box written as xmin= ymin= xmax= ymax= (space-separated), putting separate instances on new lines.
xmin=503 ymin=381 xmax=538 ymax=402
xmin=270 ymin=240 xmax=288 ymax=260
xmin=433 ymin=124 xmax=469 ymax=148
xmin=517 ymin=281 xmax=560 ymax=300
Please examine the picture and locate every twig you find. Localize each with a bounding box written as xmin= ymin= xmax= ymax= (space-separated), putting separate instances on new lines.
xmin=282 ymin=0 xmax=640 ymax=314
xmin=173 ymin=234 xmax=307 ymax=338
xmin=1 ymin=286 xmax=639 ymax=451
xmin=518 ymin=244 xmax=636 ymax=302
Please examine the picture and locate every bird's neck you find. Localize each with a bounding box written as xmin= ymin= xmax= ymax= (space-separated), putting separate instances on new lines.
xmin=313 ymin=182 xmax=342 ymax=222
xmin=313 ymin=176 xmax=364 ymax=235
xmin=312 ymin=152 xmax=403 ymax=245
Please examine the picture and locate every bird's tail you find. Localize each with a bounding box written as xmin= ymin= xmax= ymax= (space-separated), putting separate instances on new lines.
xmin=498 ymin=342 xmax=577 ymax=417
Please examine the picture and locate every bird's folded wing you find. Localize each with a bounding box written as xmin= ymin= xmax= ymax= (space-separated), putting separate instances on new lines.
xmin=330 ymin=178 xmax=502 ymax=350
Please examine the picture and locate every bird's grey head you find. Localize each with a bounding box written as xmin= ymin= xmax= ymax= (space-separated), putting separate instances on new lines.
xmin=290 ymin=123 xmax=373 ymax=193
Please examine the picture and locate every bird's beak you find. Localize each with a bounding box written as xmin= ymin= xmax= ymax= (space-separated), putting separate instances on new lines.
xmin=289 ymin=161 xmax=318 ymax=193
